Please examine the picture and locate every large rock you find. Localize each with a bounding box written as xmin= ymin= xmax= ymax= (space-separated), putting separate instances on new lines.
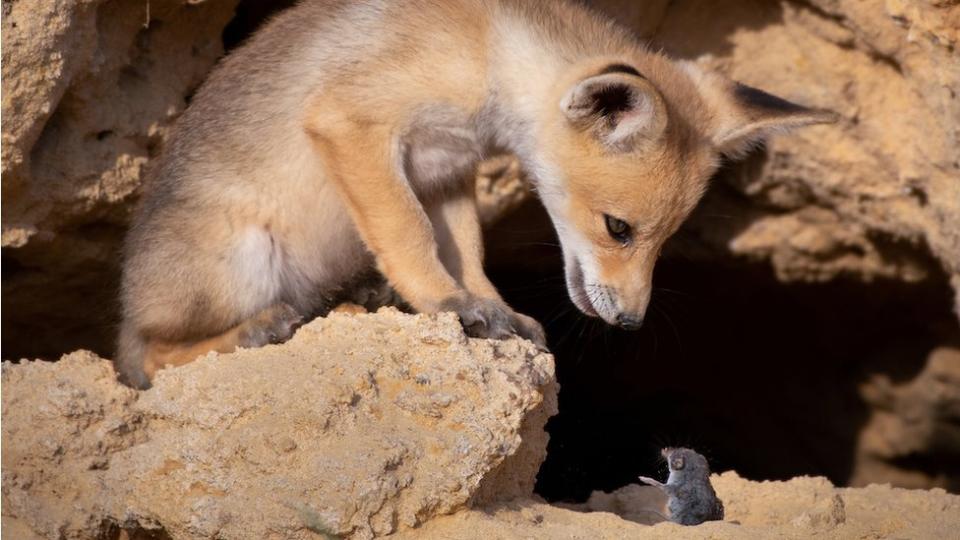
xmin=853 ymin=346 xmax=960 ymax=488
xmin=1 ymin=309 xmax=557 ymax=539
xmin=2 ymin=0 xmax=236 ymax=248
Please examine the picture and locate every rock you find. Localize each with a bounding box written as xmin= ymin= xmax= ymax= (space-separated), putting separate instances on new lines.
xmin=2 ymin=0 xmax=236 ymax=248
xmin=475 ymin=155 xmax=531 ymax=226
xmin=2 ymin=0 xmax=238 ymax=360
xmin=852 ymin=346 xmax=960 ymax=489
xmin=1 ymin=309 xmax=557 ymax=539
xmin=1 ymin=351 xmax=144 ymax=539
xmin=395 ymin=472 xmax=960 ymax=539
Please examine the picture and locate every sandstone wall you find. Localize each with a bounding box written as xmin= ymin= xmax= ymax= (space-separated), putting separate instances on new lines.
xmin=2 ymin=0 xmax=238 ymax=358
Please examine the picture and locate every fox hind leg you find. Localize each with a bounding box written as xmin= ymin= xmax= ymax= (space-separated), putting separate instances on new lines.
xmin=139 ymin=303 xmax=303 ymax=382
xmin=118 ymin=220 xmax=303 ymax=387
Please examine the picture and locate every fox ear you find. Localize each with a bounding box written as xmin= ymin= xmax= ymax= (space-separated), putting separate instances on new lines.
xmin=685 ymin=64 xmax=838 ymax=157
xmin=561 ymin=70 xmax=668 ymax=151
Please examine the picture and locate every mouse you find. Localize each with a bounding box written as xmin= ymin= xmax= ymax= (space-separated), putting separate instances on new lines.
xmin=638 ymin=447 xmax=725 ymax=526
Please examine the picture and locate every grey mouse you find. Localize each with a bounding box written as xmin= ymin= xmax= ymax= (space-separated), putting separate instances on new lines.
xmin=638 ymin=447 xmax=725 ymax=526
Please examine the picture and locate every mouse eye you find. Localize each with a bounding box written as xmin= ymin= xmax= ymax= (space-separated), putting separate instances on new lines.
xmin=604 ymin=214 xmax=632 ymax=244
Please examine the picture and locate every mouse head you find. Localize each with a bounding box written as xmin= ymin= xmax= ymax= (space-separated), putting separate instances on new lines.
xmin=662 ymin=447 xmax=711 ymax=481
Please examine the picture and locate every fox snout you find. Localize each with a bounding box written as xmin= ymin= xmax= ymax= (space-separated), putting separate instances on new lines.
xmin=616 ymin=312 xmax=644 ymax=331
xmin=608 ymin=282 xmax=651 ymax=330
xmin=562 ymin=251 xmax=653 ymax=330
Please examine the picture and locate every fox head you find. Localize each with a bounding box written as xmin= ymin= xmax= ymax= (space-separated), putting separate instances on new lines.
xmin=535 ymin=58 xmax=837 ymax=328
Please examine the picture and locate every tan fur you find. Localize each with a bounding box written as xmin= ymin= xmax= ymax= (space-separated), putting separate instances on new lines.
xmin=143 ymin=331 xmax=244 ymax=380
xmin=117 ymin=0 xmax=835 ymax=387
xmin=138 ymin=303 xmax=303 ymax=381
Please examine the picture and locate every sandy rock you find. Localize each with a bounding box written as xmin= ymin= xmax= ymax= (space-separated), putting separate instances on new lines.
xmin=2 ymin=0 xmax=236 ymax=247
xmin=2 ymin=0 xmax=238 ymax=360
xmin=1 ymin=309 xmax=557 ymax=539
xmin=853 ymin=346 xmax=960 ymax=489
xmin=396 ymin=472 xmax=960 ymax=539
xmin=475 ymin=155 xmax=531 ymax=226
xmin=1 ymin=351 xmax=144 ymax=539
xmin=559 ymin=483 xmax=669 ymax=525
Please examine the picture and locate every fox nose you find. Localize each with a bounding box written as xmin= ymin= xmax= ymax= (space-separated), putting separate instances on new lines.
xmin=616 ymin=313 xmax=644 ymax=330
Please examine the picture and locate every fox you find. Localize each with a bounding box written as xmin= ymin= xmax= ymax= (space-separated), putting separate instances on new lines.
xmin=117 ymin=0 xmax=836 ymax=388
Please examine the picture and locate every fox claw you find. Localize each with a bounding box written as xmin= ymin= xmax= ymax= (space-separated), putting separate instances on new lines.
xmin=238 ymin=303 xmax=304 ymax=347
xmin=440 ymin=295 xmax=547 ymax=349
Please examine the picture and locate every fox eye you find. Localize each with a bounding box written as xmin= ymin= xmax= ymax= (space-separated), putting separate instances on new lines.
xmin=604 ymin=214 xmax=632 ymax=244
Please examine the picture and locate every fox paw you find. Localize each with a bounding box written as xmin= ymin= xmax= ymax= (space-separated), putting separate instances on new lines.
xmin=238 ymin=303 xmax=304 ymax=347
xmin=441 ymin=295 xmax=547 ymax=349
xmin=510 ymin=311 xmax=547 ymax=350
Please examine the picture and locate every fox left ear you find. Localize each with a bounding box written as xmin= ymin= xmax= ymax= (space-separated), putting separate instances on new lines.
xmin=561 ymin=70 xmax=668 ymax=151
xmin=685 ymin=64 xmax=839 ymax=157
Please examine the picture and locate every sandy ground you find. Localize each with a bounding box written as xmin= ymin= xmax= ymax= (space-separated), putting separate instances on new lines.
xmin=400 ymin=472 xmax=960 ymax=539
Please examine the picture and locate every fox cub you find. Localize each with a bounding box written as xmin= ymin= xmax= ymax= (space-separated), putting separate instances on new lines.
xmin=118 ymin=0 xmax=835 ymax=387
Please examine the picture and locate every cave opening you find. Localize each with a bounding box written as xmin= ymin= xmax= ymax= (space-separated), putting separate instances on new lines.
xmin=484 ymin=173 xmax=960 ymax=500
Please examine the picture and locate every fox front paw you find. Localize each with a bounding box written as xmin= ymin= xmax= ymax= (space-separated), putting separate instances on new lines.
xmin=238 ymin=303 xmax=304 ymax=347
xmin=440 ymin=295 xmax=546 ymax=349
xmin=511 ymin=311 xmax=547 ymax=350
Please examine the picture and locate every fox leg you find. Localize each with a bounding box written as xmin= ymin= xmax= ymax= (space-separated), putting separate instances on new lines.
xmin=308 ymin=120 xmax=530 ymax=342
xmin=118 ymin=216 xmax=309 ymax=388
xmin=425 ymin=184 xmax=546 ymax=347
xmin=117 ymin=303 xmax=302 ymax=388
xmin=140 ymin=303 xmax=303 ymax=380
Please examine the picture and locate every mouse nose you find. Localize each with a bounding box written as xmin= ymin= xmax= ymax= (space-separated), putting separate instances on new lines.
xmin=616 ymin=313 xmax=644 ymax=330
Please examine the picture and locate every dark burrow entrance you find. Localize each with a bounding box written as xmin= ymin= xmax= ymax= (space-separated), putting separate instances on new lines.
xmin=484 ymin=181 xmax=960 ymax=501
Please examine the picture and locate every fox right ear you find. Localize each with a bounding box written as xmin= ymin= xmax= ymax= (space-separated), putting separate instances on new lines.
xmin=682 ymin=62 xmax=839 ymax=157
xmin=561 ymin=70 xmax=668 ymax=151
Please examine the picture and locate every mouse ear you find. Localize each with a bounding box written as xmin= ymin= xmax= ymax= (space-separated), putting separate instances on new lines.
xmin=683 ymin=63 xmax=838 ymax=157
